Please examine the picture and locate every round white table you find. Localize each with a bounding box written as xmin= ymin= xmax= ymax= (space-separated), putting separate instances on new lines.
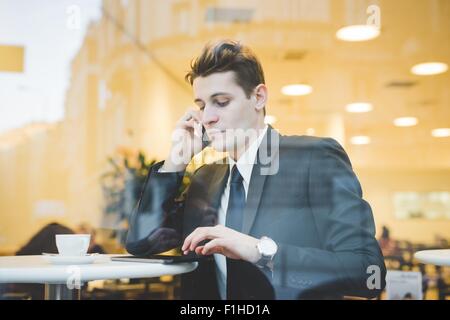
xmin=0 ymin=255 xmax=197 ymax=300
xmin=414 ymin=249 xmax=450 ymax=266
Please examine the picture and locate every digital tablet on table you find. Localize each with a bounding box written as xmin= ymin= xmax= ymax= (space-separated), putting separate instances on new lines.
xmin=111 ymin=253 xmax=205 ymax=264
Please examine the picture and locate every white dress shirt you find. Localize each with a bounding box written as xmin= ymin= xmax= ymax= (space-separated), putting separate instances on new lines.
xmin=214 ymin=125 xmax=268 ymax=299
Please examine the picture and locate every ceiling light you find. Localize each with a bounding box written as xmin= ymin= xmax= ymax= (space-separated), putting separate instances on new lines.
xmin=411 ymin=62 xmax=448 ymax=76
xmin=393 ymin=117 xmax=418 ymax=127
xmin=336 ymin=25 xmax=380 ymax=42
xmin=350 ymin=136 xmax=371 ymax=145
xmin=281 ymin=84 xmax=312 ymax=96
xmin=346 ymin=102 xmax=373 ymax=113
xmin=264 ymin=115 xmax=277 ymax=125
xmin=431 ymin=128 xmax=450 ymax=138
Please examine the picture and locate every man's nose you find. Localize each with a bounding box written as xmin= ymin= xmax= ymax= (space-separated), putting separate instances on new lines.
xmin=201 ymin=106 xmax=219 ymax=127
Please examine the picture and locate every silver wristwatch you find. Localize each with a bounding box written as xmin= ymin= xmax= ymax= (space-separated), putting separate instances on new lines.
xmin=256 ymin=236 xmax=278 ymax=267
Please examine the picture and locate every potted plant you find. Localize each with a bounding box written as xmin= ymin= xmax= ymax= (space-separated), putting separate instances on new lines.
xmin=100 ymin=147 xmax=156 ymax=244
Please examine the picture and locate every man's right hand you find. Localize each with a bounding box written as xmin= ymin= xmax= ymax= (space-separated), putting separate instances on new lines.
xmin=161 ymin=109 xmax=204 ymax=172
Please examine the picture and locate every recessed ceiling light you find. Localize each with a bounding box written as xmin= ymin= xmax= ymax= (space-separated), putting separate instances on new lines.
xmin=336 ymin=25 xmax=380 ymax=42
xmin=264 ymin=115 xmax=277 ymax=125
xmin=411 ymin=62 xmax=448 ymax=76
xmin=393 ymin=117 xmax=418 ymax=127
xmin=281 ymin=84 xmax=312 ymax=96
xmin=346 ymin=102 xmax=373 ymax=113
xmin=350 ymin=136 xmax=371 ymax=145
xmin=431 ymin=128 xmax=450 ymax=138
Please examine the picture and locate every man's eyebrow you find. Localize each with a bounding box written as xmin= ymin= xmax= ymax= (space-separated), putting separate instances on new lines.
xmin=210 ymin=92 xmax=230 ymax=99
xmin=194 ymin=92 xmax=231 ymax=104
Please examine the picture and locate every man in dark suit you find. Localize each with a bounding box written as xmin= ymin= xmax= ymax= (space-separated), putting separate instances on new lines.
xmin=126 ymin=40 xmax=386 ymax=300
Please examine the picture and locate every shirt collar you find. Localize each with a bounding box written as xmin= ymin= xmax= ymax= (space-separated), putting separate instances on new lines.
xmin=228 ymin=125 xmax=268 ymax=185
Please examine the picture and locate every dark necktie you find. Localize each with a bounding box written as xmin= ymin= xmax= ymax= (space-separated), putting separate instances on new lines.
xmin=225 ymin=165 xmax=245 ymax=231
xmin=225 ymin=165 xmax=246 ymax=299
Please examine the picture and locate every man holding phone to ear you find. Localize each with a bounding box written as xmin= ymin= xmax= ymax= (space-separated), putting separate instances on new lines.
xmin=126 ymin=40 xmax=386 ymax=300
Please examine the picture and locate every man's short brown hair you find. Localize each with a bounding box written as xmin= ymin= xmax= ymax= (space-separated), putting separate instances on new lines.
xmin=185 ymin=40 xmax=265 ymax=101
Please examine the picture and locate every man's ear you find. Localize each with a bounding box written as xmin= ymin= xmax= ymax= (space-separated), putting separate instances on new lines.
xmin=253 ymin=84 xmax=268 ymax=112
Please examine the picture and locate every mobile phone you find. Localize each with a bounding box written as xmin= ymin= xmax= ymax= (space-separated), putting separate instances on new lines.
xmin=202 ymin=125 xmax=211 ymax=149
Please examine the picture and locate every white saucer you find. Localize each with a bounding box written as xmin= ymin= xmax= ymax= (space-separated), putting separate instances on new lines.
xmin=43 ymin=254 xmax=99 ymax=265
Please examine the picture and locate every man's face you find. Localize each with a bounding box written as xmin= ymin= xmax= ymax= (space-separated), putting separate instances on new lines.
xmin=193 ymin=71 xmax=262 ymax=155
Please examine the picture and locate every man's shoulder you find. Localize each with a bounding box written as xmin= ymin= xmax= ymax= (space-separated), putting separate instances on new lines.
xmin=191 ymin=134 xmax=346 ymax=175
xmin=279 ymin=134 xmax=343 ymax=154
xmin=278 ymin=134 xmax=353 ymax=171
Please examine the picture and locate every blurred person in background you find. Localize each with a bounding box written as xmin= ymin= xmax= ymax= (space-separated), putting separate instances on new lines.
xmin=4 ymin=222 xmax=105 ymax=299
xmin=11 ymin=222 xmax=73 ymax=299
xmin=378 ymin=225 xmax=398 ymax=257
xmin=76 ymin=222 xmax=106 ymax=254
xmin=16 ymin=222 xmax=73 ymax=256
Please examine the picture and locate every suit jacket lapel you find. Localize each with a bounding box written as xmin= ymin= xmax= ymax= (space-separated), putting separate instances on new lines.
xmin=201 ymin=126 xmax=281 ymax=234
xmin=206 ymin=159 xmax=268 ymax=235
xmin=206 ymin=163 xmax=229 ymax=213
xmin=242 ymin=126 xmax=280 ymax=234
xmin=242 ymin=160 xmax=267 ymax=234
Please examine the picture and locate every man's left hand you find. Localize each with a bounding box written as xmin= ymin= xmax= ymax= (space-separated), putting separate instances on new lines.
xmin=181 ymin=225 xmax=261 ymax=263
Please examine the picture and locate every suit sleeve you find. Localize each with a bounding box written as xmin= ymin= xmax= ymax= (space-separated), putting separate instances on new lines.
xmin=271 ymin=138 xmax=386 ymax=299
xmin=125 ymin=161 xmax=185 ymax=255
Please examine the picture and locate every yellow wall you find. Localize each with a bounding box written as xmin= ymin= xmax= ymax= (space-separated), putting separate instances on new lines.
xmin=0 ymin=124 xmax=70 ymax=253
xmin=357 ymin=168 xmax=450 ymax=243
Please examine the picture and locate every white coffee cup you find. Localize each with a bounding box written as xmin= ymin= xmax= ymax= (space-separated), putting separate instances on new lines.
xmin=55 ymin=234 xmax=91 ymax=256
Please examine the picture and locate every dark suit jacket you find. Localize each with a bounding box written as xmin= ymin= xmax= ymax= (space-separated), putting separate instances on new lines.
xmin=126 ymin=126 xmax=386 ymax=299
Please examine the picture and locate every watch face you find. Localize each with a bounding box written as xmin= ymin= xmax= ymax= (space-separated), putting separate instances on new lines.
xmin=260 ymin=238 xmax=277 ymax=256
